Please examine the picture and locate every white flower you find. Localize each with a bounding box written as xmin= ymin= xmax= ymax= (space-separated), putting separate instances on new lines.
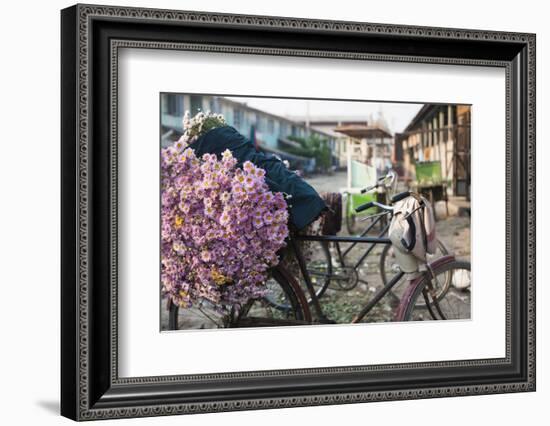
xmin=182 ymin=110 xmax=191 ymax=129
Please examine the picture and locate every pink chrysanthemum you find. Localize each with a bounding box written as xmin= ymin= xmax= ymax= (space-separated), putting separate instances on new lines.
xmin=161 ymin=144 xmax=289 ymax=309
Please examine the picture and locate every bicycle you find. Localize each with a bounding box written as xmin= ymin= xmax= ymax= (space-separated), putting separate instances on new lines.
xmin=248 ymin=173 xmax=398 ymax=308
xmin=296 ymin=172 xmax=453 ymax=307
xmin=167 ymin=191 xmax=471 ymax=329
xmin=286 ymin=171 xmax=398 ymax=306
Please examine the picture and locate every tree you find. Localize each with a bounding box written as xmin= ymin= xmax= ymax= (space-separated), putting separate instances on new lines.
xmin=286 ymin=134 xmax=332 ymax=173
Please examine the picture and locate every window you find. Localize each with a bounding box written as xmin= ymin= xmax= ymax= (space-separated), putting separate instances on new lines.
xmin=190 ymin=95 xmax=203 ymax=115
xmin=161 ymin=95 xmax=168 ymax=114
xmin=177 ymin=96 xmax=184 ymax=116
xmin=164 ymin=94 xmax=182 ymax=116
xmin=233 ymin=109 xmax=243 ymax=128
xmin=257 ymin=116 xmax=265 ymax=132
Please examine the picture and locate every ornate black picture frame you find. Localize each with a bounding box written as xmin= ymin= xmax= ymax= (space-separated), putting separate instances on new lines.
xmin=61 ymin=3 xmax=536 ymax=421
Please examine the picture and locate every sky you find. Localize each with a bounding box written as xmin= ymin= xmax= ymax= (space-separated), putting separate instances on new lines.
xmin=225 ymin=96 xmax=424 ymax=134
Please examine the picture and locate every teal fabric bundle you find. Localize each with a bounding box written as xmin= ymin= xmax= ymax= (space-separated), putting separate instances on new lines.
xmin=191 ymin=126 xmax=327 ymax=230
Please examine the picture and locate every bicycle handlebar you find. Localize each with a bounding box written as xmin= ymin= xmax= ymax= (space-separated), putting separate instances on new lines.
xmin=360 ymin=184 xmax=378 ymax=194
xmin=359 ymin=170 xmax=397 ymax=194
xmin=356 ymin=190 xmax=412 ymax=213
xmin=355 ymin=201 xmax=374 ymax=212
xmin=355 ymin=201 xmax=394 ymax=213
xmin=355 ymin=190 xmax=428 ymax=215
xmin=390 ymin=191 xmax=411 ymax=203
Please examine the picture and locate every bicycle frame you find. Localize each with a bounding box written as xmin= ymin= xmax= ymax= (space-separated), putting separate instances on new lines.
xmin=291 ymin=232 xmax=405 ymax=323
xmin=336 ymin=210 xmax=392 ymax=271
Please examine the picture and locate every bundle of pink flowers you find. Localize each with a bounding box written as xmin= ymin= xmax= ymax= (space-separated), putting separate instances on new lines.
xmin=161 ymin=144 xmax=289 ymax=309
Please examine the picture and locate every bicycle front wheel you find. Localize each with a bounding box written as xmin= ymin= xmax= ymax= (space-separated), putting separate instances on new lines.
xmin=382 ymin=239 xmax=452 ymax=306
xmin=265 ymin=240 xmax=332 ymax=309
xmin=400 ymin=260 xmax=471 ymax=322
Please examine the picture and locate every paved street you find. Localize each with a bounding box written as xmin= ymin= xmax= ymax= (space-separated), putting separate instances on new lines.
xmin=305 ymin=170 xmax=348 ymax=194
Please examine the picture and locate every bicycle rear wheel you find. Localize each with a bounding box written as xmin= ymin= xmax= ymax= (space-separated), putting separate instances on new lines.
xmin=265 ymin=240 xmax=332 ymax=309
xmin=167 ymin=266 xmax=309 ymax=330
xmin=399 ymin=260 xmax=471 ymax=321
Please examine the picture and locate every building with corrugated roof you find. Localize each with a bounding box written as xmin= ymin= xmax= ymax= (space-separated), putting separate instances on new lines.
xmin=395 ymin=104 xmax=471 ymax=197
xmin=289 ymin=116 xmax=393 ymax=173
